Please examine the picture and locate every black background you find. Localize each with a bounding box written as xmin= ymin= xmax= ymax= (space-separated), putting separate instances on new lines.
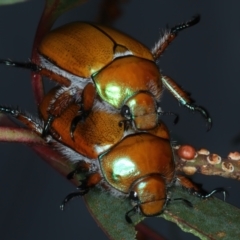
xmin=0 ymin=1 xmax=240 ymax=239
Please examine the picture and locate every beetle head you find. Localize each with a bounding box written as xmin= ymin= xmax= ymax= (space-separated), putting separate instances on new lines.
xmin=93 ymin=56 xmax=162 ymax=109
xmin=122 ymin=92 xmax=158 ymax=130
xmin=130 ymin=175 xmax=167 ymax=216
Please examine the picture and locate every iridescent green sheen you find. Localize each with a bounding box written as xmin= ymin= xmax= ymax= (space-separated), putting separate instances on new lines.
xmin=94 ymin=81 xmax=133 ymax=108
xmin=111 ymin=157 xmax=137 ymax=181
xmin=99 ymin=133 xmax=174 ymax=193
xmin=93 ymin=56 xmax=161 ymax=109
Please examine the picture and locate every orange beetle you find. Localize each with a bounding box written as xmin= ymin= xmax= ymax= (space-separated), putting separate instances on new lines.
xmin=39 ymin=86 xmax=171 ymax=159
xmin=1 ymin=15 xmax=211 ymax=137
xmin=38 ymin=90 xmax=222 ymax=221
xmin=0 ymin=16 xmax=222 ymax=222
xmin=0 ymin=87 xmax=224 ymax=222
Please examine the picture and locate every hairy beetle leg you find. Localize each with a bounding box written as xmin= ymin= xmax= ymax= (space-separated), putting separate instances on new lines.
xmin=152 ymin=15 xmax=200 ymax=60
xmin=0 ymin=59 xmax=39 ymax=71
xmin=0 ymin=106 xmax=43 ymax=135
xmin=41 ymin=83 xmax=95 ymax=138
xmin=40 ymin=86 xmax=80 ymax=136
xmin=161 ymin=75 xmax=212 ymax=130
xmin=0 ymin=59 xmax=71 ymax=86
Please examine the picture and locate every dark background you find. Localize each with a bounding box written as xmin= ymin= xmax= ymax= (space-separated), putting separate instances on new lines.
xmin=0 ymin=1 xmax=240 ymax=239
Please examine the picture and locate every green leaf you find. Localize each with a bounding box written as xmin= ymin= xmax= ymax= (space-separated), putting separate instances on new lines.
xmin=85 ymin=188 xmax=140 ymax=240
xmin=84 ymin=186 xmax=240 ymax=240
xmin=0 ymin=0 xmax=27 ymax=5
xmin=162 ymin=187 xmax=240 ymax=240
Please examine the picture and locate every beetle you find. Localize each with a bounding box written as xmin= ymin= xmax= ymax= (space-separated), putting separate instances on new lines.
xmin=0 ymin=15 xmax=222 ymax=223
xmin=0 ymin=87 xmax=224 ymax=222
xmin=0 ymin=15 xmax=211 ymax=138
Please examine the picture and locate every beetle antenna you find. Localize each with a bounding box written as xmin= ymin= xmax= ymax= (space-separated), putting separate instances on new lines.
xmin=0 ymin=59 xmax=39 ymax=72
xmin=159 ymin=111 xmax=179 ymax=124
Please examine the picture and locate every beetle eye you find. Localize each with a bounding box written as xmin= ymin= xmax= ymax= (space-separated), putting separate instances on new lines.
xmin=121 ymin=105 xmax=131 ymax=119
xmin=129 ymin=191 xmax=138 ymax=202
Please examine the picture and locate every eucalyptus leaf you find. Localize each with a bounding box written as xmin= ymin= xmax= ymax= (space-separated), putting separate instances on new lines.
xmin=84 ymin=186 xmax=240 ymax=240
xmin=0 ymin=0 xmax=27 ymax=5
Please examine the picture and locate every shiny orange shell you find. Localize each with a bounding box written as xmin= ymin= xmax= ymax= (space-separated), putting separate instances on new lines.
xmin=39 ymin=87 xmax=125 ymax=159
xmin=99 ymin=133 xmax=175 ymax=216
xmin=99 ymin=133 xmax=174 ymax=193
xmin=39 ymin=22 xmax=153 ymax=78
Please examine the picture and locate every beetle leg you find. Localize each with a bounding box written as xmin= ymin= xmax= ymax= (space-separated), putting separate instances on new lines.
xmin=158 ymin=111 xmax=179 ymax=124
xmin=125 ymin=191 xmax=141 ymax=223
xmin=67 ymin=160 xmax=90 ymax=179
xmin=78 ymin=172 xmax=102 ymax=188
xmin=41 ymin=86 xmax=82 ymax=137
xmin=60 ymin=172 xmax=102 ymax=210
xmin=70 ymin=83 xmax=96 ymax=139
xmin=161 ymin=75 xmax=212 ymax=130
xmin=176 ymin=175 xmax=226 ymax=200
xmin=0 ymin=59 xmax=71 ymax=86
xmin=60 ymin=190 xmax=88 ymax=210
xmin=125 ymin=205 xmax=139 ymax=224
xmin=152 ymin=15 xmax=200 ymax=60
xmin=0 ymin=106 xmax=43 ymax=135
xmin=0 ymin=59 xmax=39 ymax=71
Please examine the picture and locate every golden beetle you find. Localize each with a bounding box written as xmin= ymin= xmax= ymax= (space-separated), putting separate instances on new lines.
xmin=1 ymin=15 xmax=211 ymax=138
xmin=0 ymin=15 xmax=221 ymax=222
xmin=0 ymin=87 xmax=223 ymax=222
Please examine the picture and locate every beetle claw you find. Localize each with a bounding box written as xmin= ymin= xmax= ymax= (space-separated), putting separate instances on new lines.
xmin=159 ymin=111 xmax=179 ymax=125
xmin=125 ymin=205 xmax=139 ymax=224
xmin=60 ymin=180 xmax=89 ymax=210
xmin=184 ymin=103 xmax=212 ymax=131
xmin=42 ymin=114 xmax=55 ymax=137
xmin=70 ymin=111 xmax=90 ymax=139
xmin=170 ymin=15 xmax=200 ymax=35
xmin=70 ymin=115 xmax=82 ymax=139
xmin=0 ymin=59 xmax=39 ymax=71
xmin=60 ymin=189 xmax=89 ymax=211
xmin=194 ymin=188 xmax=227 ymax=201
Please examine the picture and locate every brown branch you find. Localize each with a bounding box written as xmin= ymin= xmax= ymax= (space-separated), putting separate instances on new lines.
xmin=135 ymin=223 xmax=166 ymax=240
xmin=174 ymin=144 xmax=240 ymax=180
xmin=95 ymin=0 xmax=129 ymax=25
